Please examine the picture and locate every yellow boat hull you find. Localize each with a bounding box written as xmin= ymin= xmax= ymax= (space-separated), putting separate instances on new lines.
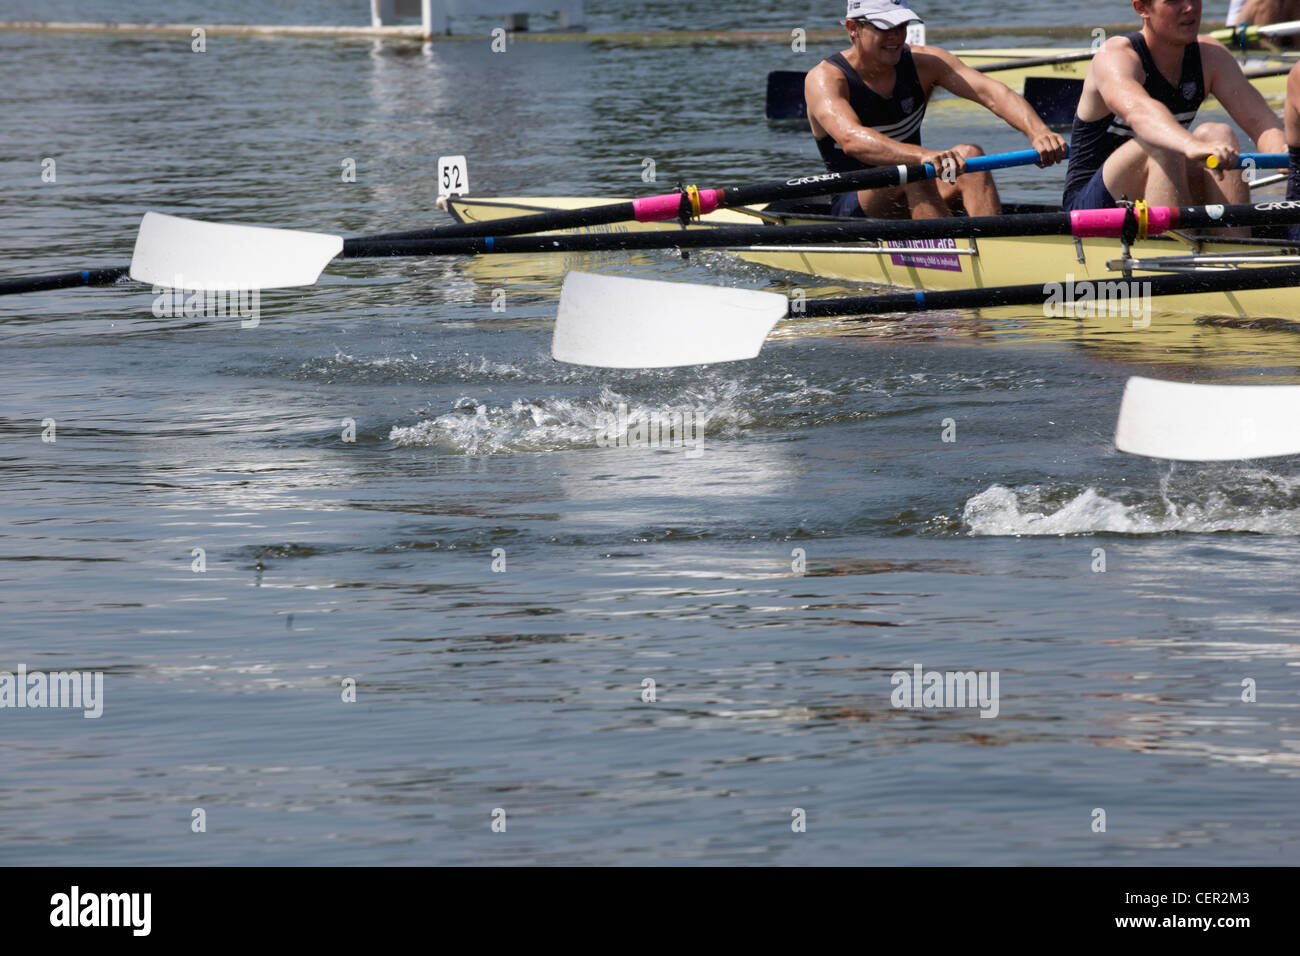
xmin=446 ymin=195 xmax=1300 ymax=368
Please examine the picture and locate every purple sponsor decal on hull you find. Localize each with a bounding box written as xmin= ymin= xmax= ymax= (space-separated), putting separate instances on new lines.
xmin=888 ymin=237 xmax=962 ymax=271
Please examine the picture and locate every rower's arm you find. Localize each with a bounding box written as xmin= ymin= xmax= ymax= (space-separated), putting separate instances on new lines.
xmin=1202 ymin=40 xmax=1287 ymax=152
xmin=918 ymin=48 xmax=1067 ymax=164
xmin=804 ymin=64 xmax=930 ymax=167
xmin=1092 ymin=39 xmax=1207 ymax=156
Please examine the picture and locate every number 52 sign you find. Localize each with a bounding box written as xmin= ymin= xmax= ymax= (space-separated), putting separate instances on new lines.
xmin=438 ymin=155 xmax=469 ymax=198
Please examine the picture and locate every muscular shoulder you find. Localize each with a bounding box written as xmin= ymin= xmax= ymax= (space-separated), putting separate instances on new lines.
xmin=1091 ymin=34 xmax=1140 ymax=74
xmin=805 ymin=58 xmax=848 ymax=95
xmin=1193 ymin=35 xmax=1243 ymax=81
xmin=907 ymin=45 xmax=960 ymax=84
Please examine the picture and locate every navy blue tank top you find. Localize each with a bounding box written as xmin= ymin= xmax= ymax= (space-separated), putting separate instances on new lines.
xmin=815 ymin=49 xmax=928 ymax=173
xmin=1062 ymin=32 xmax=1204 ymax=209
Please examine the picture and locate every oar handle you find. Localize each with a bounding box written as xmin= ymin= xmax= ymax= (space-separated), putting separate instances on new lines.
xmin=1205 ymin=153 xmax=1291 ymax=170
xmin=1238 ymin=153 xmax=1291 ymax=169
xmin=717 ymin=146 xmax=1056 ymax=214
xmin=925 ymin=148 xmax=1056 ymax=178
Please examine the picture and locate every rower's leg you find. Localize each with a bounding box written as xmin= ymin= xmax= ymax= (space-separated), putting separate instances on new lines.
xmin=901 ymin=180 xmax=950 ymax=219
xmin=937 ymin=144 xmax=1001 ymax=216
xmin=1189 ymin=124 xmax=1248 ymax=236
xmin=856 ymin=184 xmax=913 ymax=219
xmin=1129 ymin=144 xmax=1190 ymax=209
xmin=1100 ymin=138 xmax=1158 ymax=205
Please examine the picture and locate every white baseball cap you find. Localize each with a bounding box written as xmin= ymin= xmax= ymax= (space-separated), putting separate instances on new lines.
xmin=845 ymin=0 xmax=923 ymax=28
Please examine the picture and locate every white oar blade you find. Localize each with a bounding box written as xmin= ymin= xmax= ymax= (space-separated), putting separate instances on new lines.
xmin=129 ymin=211 xmax=343 ymax=290
xmin=1114 ymin=376 xmax=1300 ymax=461
xmin=552 ymin=270 xmax=787 ymax=368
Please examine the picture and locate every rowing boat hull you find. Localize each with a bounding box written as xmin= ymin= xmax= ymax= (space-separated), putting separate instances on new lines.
xmin=447 ymin=195 xmax=1300 ymax=321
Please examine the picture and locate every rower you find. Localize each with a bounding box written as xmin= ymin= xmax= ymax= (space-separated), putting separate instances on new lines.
xmin=804 ymin=0 xmax=1067 ymax=220
xmin=1062 ymin=0 xmax=1286 ymax=221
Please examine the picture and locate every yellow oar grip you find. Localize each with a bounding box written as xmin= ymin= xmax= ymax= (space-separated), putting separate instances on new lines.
xmin=1134 ymin=200 xmax=1148 ymax=240
xmin=1205 ymin=155 xmax=1220 ymax=170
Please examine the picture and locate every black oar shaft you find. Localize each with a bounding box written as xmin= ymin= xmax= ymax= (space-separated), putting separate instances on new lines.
xmin=716 ymin=162 xmax=930 ymax=210
xmin=337 ymin=202 xmax=1300 ymax=259
xmin=366 ymin=201 xmax=639 ymax=241
xmin=1 ymin=151 xmax=1047 ymax=296
xmin=972 ymin=50 xmax=1096 ymax=73
xmin=360 ymin=162 xmax=936 ymax=243
xmin=800 ymin=264 xmax=1300 ymax=318
xmin=0 ymin=266 xmax=129 ymax=296
xmin=340 ymin=212 xmax=1071 ymax=258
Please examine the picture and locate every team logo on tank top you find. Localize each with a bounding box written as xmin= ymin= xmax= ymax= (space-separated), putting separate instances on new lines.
xmin=901 ymin=96 xmax=915 ymax=113
xmin=1181 ymin=80 xmax=1196 ymax=100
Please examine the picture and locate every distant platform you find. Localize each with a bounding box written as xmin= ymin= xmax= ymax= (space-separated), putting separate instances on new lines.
xmin=0 ymin=21 xmax=1136 ymax=45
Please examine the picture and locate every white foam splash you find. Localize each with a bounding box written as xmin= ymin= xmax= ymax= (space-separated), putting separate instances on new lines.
xmin=964 ymin=479 xmax=1300 ymax=536
xmin=388 ymin=386 xmax=751 ymax=455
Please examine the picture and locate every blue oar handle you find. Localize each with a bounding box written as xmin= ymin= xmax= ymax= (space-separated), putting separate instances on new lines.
xmin=920 ymin=146 xmax=1068 ymax=179
xmin=1236 ymin=153 xmax=1290 ymax=169
xmin=1204 ymin=152 xmax=1290 ymax=170
xmin=918 ymin=149 xmax=1286 ymax=180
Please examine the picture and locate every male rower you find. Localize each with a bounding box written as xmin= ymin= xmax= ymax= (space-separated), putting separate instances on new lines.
xmin=804 ymin=0 xmax=1067 ymax=219
xmin=1062 ymin=0 xmax=1286 ymax=216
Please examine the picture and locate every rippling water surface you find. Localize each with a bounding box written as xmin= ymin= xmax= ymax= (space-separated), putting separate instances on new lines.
xmin=3 ymin=0 xmax=1300 ymax=866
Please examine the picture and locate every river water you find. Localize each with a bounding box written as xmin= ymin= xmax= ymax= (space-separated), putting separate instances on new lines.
xmin=2 ymin=0 xmax=1299 ymax=866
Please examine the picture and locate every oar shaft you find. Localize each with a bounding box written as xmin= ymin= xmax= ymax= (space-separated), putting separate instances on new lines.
xmin=799 ymin=264 xmax=1300 ymax=318
xmin=0 ymin=266 xmax=129 ymax=296
xmin=338 ymin=212 xmax=1073 ymax=258
xmin=972 ymin=49 xmax=1096 ymax=73
xmin=338 ymin=200 xmax=1300 ymax=258
xmin=364 ymin=149 xmax=1050 ymax=244
xmin=1211 ymin=18 xmax=1300 ymax=44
